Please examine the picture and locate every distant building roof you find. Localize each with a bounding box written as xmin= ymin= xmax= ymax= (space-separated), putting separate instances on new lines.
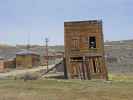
xmin=64 ymin=20 xmax=102 ymax=24
xmin=43 ymin=52 xmax=56 ymax=57
xmin=16 ymin=50 xmax=39 ymax=56
xmin=42 ymin=51 xmax=64 ymax=57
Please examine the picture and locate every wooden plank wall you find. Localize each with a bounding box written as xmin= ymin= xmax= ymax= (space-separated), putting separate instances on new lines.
xmin=70 ymin=56 xmax=106 ymax=80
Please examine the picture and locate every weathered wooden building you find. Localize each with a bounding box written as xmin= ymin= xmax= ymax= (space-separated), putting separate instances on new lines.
xmin=55 ymin=51 xmax=64 ymax=59
xmin=0 ymin=57 xmax=4 ymax=72
xmin=41 ymin=52 xmax=56 ymax=66
xmin=64 ymin=20 xmax=108 ymax=80
xmin=40 ymin=51 xmax=64 ymax=66
xmin=16 ymin=50 xmax=40 ymax=68
xmin=4 ymin=58 xmax=16 ymax=69
xmin=0 ymin=57 xmax=16 ymax=72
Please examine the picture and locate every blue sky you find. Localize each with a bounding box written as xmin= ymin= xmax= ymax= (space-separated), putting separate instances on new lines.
xmin=0 ymin=0 xmax=133 ymax=45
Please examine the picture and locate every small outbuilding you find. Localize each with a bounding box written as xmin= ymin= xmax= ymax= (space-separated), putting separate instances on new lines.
xmin=41 ymin=52 xmax=56 ymax=66
xmin=0 ymin=57 xmax=4 ymax=72
xmin=4 ymin=58 xmax=16 ymax=69
xmin=16 ymin=50 xmax=40 ymax=68
xmin=0 ymin=57 xmax=16 ymax=72
xmin=55 ymin=51 xmax=64 ymax=59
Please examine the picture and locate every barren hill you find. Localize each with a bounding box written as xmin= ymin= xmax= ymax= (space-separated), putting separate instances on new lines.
xmin=0 ymin=39 xmax=133 ymax=73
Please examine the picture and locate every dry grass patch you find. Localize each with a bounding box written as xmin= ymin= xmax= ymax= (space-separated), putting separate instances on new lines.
xmin=0 ymin=76 xmax=133 ymax=100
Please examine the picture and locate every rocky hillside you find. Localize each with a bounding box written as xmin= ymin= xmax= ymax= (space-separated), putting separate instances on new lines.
xmin=0 ymin=39 xmax=133 ymax=73
xmin=105 ymin=40 xmax=133 ymax=73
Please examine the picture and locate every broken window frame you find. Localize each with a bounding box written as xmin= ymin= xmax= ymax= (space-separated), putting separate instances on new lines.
xmin=88 ymin=36 xmax=96 ymax=49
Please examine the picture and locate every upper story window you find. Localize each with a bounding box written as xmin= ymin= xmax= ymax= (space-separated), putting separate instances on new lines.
xmin=89 ymin=36 xmax=96 ymax=48
xmin=72 ymin=38 xmax=79 ymax=49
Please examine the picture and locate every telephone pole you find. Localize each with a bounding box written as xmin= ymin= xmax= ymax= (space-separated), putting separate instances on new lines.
xmin=45 ymin=37 xmax=49 ymax=71
xmin=27 ymin=33 xmax=30 ymax=51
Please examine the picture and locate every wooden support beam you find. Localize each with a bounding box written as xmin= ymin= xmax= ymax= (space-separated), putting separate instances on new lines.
xmin=82 ymin=61 xmax=86 ymax=80
xmin=85 ymin=62 xmax=91 ymax=80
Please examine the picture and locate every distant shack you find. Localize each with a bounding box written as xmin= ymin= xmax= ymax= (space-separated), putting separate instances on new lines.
xmin=0 ymin=57 xmax=4 ymax=72
xmin=16 ymin=50 xmax=40 ymax=68
xmin=41 ymin=51 xmax=64 ymax=66
xmin=4 ymin=58 xmax=16 ymax=69
xmin=0 ymin=57 xmax=16 ymax=72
